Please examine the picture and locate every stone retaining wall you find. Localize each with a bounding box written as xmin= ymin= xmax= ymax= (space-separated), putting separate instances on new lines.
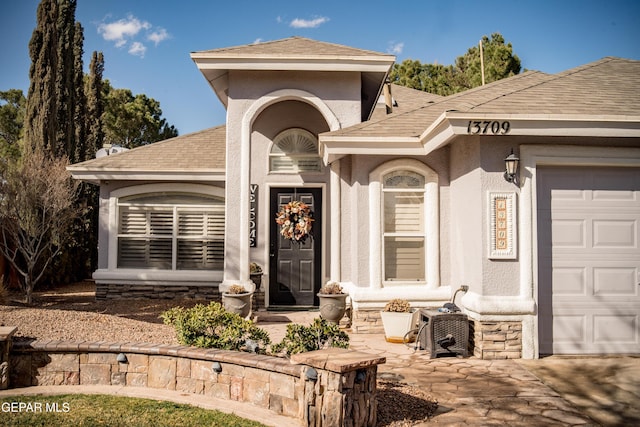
xmin=6 ymin=336 xmax=384 ymax=427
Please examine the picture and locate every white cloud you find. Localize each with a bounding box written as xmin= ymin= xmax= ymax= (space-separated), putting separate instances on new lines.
xmin=388 ymin=42 xmax=404 ymax=55
xmin=98 ymin=14 xmax=169 ymax=57
xmin=98 ymin=15 xmax=150 ymax=45
xmin=128 ymin=41 xmax=146 ymax=57
xmin=253 ymin=38 xmax=263 ymax=44
xmin=147 ymin=28 xmax=169 ymax=46
xmin=289 ymin=16 xmax=329 ymax=29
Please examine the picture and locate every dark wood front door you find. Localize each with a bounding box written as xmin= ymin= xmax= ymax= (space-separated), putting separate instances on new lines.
xmin=269 ymin=188 xmax=322 ymax=307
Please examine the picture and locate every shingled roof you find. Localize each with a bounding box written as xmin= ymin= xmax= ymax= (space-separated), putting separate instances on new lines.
xmin=369 ymin=83 xmax=443 ymax=121
xmin=68 ymin=125 xmax=226 ymax=183
xmin=323 ymin=57 xmax=640 ymax=140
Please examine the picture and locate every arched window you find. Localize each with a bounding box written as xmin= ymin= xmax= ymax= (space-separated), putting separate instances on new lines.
xmin=117 ymin=192 xmax=224 ymax=270
xmin=269 ymin=128 xmax=321 ymax=173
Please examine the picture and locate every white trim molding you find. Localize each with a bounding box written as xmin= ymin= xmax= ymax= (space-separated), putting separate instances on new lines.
xmin=319 ymin=113 xmax=640 ymax=162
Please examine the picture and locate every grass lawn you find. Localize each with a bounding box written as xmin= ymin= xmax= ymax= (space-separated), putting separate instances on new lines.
xmin=0 ymin=394 xmax=267 ymax=426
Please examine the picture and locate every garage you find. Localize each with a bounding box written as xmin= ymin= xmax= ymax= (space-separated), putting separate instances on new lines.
xmin=537 ymin=166 xmax=640 ymax=354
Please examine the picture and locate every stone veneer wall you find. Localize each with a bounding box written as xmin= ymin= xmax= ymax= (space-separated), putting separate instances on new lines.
xmin=95 ymin=284 xmax=221 ymax=299
xmin=94 ymin=284 xmax=266 ymax=313
xmin=469 ymin=320 xmax=523 ymax=359
xmin=351 ymin=310 xmax=384 ymax=334
xmin=8 ymin=339 xmax=384 ymax=427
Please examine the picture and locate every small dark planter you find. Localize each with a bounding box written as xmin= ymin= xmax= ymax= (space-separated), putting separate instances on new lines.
xmin=250 ymin=273 xmax=263 ymax=289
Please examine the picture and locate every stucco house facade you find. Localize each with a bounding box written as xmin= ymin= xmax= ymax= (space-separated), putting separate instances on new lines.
xmin=68 ymin=37 xmax=640 ymax=359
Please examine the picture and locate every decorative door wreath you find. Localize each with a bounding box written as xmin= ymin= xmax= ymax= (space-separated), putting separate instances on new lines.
xmin=275 ymin=200 xmax=314 ymax=242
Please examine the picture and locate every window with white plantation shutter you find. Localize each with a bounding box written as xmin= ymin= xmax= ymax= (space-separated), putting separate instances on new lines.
xmin=269 ymin=128 xmax=321 ymax=173
xmin=382 ymin=171 xmax=426 ymax=282
xmin=117 ymin=193 xmax=224 ymax=270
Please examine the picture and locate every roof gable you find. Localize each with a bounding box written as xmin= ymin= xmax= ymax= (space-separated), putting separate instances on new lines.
xmin=192 ymin=36 xmax=393 ymax=59
xmin=191 ymin=37 xmax=395 ymax=118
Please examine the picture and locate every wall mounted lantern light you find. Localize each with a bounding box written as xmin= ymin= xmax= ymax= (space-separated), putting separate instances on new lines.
xmin=503 ymin=149 xmax=519 ymax=184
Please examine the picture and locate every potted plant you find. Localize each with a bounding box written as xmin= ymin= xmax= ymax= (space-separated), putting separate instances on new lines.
xmin=222 ymin=284 xmax=253 ymax=318
xmin=317 ymin=282 xmax=348 ymax=325
xmin=380 ymin=299 xmax=419 ymax=343
xmin=249 ymin=262 xmax=263 ymax=288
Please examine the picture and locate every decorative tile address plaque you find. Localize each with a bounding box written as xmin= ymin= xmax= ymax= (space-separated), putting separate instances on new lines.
xmin=489 ymin=192 xmax=516 ymax=259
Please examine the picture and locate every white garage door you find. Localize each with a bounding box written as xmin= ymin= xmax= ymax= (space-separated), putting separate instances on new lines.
xmin=538 ymin=166 xmax=640 ymax=354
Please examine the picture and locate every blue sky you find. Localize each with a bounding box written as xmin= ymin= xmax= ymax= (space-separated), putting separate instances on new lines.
xmin=1 ymin=0 xmax=639 ymax=136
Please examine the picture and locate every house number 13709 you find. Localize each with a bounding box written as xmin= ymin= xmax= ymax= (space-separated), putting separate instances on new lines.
xmin=467 ymin=120 xmax=511 ymax=135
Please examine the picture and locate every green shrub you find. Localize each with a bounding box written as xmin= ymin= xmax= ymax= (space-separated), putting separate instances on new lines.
xmin=161 ymin=302 xmax=270 ymax=353
xmin=271 ymin=317 xmax=349 ymax=356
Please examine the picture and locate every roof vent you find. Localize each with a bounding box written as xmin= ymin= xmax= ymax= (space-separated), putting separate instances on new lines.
xmin=96 ymin=143 xmax=129 ymax=158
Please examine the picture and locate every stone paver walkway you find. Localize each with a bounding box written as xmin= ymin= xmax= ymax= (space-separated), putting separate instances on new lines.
xmin=348 ymin=333 xmax=596 ymax=426
xmin=261 ymin=311 xmax=638 ymax=426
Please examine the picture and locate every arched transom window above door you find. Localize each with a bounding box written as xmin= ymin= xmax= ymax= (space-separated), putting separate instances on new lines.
xmin=269 ymin=128 xmax=321 ymax=173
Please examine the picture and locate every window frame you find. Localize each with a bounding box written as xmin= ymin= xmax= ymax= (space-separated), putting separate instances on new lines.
xmin=268 ymin=128 xmax=322 ymax=174
xmin=117 ymin=202 xmax=224 ymax=270
xmin=107 ymin=184 xmax=225 ymax=273
xmin=369 ymin=159 xmax=440 ymax=288
xmin=382 ymin=171 xmax=426 ymax=282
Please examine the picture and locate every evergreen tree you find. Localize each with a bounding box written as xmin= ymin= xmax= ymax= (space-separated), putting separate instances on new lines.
xmin=72 ymin=21 xmax=86 ymax=164
xmin=54 ymin=0 xmax=77 ymax=157
xmin=24 ymin=0 xmax=84 ymax=159
xmin=0 ymin=89 xmax=25 ymax=160
xmin=389 ymin=32 xmax=521 ymax=96
xmin=85 ymin=51 xmax=105 ymax=160
xmin=21 ymin=0 xmax=91 ymax=286
xmin=455 ymin=33 xmax=521 ymax=90
xmin=24 ymin=0 xmax=58 ymax=153
xmin=76 ymin=51 xmax=105 ymax=276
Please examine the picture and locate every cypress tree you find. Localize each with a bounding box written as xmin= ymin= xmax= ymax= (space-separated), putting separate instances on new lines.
xmin=24 ymin=0 xmax=58 ymax=153
xmin=72 ymin=21 xmax=86 ymax=163
xmin=85 ymin=51 xmax=105 ymax=159
xmin=22 ymin=0 xmax=93 ymax=285
xmin=23 ymin=0 xmax=82 ymax=159
xmin=54 ymin=0 xmax=77 ymax=158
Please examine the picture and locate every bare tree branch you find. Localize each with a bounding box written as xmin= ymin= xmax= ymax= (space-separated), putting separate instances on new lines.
xmin=0 ymin=149 xmax=78 ymax=304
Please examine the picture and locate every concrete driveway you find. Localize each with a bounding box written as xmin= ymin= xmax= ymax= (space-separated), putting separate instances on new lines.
xmin=517 ymin=356 xmax=640 ymax=426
